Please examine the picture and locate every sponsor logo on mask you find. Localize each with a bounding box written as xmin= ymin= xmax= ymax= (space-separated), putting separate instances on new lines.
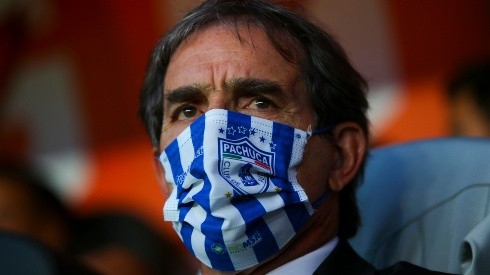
xmin=210 ymin=231 xmax=263 ymax=255
xmin=219 ymin=137 xmax=275 ymax=195
xmin=227 ymin=231 xmax=263 ymax=254
xmin=211 ymin=243 xmax=226 ymax=255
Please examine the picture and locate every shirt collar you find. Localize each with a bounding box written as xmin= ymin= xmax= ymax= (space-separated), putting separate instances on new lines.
xmin=266 ymin=237 xmax=339 ymax=275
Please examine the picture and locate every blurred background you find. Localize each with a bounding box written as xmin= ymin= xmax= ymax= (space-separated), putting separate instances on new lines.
xmin=0 ymin=0 xmax=489 ymax=269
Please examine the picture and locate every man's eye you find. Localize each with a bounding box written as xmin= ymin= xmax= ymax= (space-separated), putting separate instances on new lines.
xmin=176 ymin=106 xmax=198 ymax=120
xmin=253 ymin=98 xmax=272 ymax=109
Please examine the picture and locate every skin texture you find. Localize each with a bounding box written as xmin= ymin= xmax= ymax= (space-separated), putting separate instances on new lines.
xmin=153 ymin=24 xmax=366 ymax=275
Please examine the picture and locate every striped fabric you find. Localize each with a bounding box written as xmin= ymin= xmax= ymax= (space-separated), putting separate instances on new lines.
xmin=160 ymin=109 xmax=315 ymax=271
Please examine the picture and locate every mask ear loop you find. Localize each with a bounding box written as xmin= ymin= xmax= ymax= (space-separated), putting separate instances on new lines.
xmin=307 ymin=123 xmax=338 ymax=209
xmin=311 ymin=189 xmax=331 ymax=208
xmin=311 ymin=124 xmax=337 ymax=136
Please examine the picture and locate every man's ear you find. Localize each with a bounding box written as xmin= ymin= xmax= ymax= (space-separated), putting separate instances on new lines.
xmin=152 ymin=147 xmax=171 ymax=198
xmin=328 ymin=122 xmax=367 ymax=192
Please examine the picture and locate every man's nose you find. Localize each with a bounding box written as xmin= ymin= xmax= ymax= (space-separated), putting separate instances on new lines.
xmin=207 ymin=92 xmax=233 ymax=111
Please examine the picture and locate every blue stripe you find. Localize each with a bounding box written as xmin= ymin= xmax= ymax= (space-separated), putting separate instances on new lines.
xmin=227 ymin=111 xmax=251 ymax=140
xmin=201 ymin=178 xmax=234 ymax=270
xmin=250 ymin=218 xmax=279 ymax=262
xmin=270 ymin=122 xmax=293 ymax=192
xmin=281 ymin=202 xmax=312 ymax=233
xmin=270 ymin=122 xmax=311 ymax=233
xmin=270 ymin=122 xmax=298 ymax=201
xmin=180 ymin=222 xmax=195 ymax=256
xmin=227 ymin=112 xmax=279 ymax=262
xmin=188 ymin=115 xmax=206 ymax=181
xmin=165 ymin=139 xmax=184 ymax=189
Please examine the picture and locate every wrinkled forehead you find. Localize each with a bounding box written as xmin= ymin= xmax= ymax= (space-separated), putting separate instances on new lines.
xmin=163 ymin=23 xmax=306 ymax=95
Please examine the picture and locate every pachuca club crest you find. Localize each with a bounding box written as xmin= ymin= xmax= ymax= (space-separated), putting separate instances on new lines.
xmin=218 ymin=137 xmax=275 ymax=195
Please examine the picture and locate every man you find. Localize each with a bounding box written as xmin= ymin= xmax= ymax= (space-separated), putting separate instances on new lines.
xmin=139 ymin=0 xmax=450 ymax=274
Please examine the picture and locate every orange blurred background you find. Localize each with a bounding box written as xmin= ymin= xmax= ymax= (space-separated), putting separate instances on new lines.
xmin=1 ymin=0 xmax=489 ymax=246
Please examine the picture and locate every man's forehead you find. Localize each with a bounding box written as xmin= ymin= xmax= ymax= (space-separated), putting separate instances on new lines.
xmin=163 ymin=23 xmax=302 ymax=90
xmin=172 ymin=24 xmax=266 ymax=56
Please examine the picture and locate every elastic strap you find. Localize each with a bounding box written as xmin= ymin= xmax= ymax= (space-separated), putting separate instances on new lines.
xmin=311 ymin=124 xmax=337 ymax=136
xmin=312 ymin=188 xmax=331 ymax=208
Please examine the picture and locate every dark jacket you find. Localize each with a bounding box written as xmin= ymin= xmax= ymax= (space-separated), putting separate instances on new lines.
xmin=314 ymin=240 xmax=454 ymax=275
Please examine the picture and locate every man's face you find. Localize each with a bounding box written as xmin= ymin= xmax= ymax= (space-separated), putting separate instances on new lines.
xmin=160 ymin=24 xmax=335 ymax=202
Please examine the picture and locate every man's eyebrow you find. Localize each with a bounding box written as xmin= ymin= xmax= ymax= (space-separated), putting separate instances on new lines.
xmin=225 ymin=78 xmax=283 ymax=96
xmin=164 ymin=84 xmax=209 ymax=105
xmin=164 ymin=79 xmax=282 ymax=106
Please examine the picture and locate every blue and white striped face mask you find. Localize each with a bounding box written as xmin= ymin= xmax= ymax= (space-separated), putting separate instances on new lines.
xmin=160 ymin=109 xmax=332 ymax=271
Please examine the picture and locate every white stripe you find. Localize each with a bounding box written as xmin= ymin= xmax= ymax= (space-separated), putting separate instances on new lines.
xmin=172 ymin=221 xmax=183 ymax=241
xmin=250 ymin=117 xmax=278 ymax=193
xmin=263 ymin=209 xmax=296 ymax=249
xmin=289 ymin=128 xmax=309 ymax=202
xmin=210 ymin=198 xmax=261 ymax=269
xmin=205 ymin=111 xmax=251 ymax=269
xmin=255 ymin=193 xmax=285 ymax=212
xmin=177 ymin=127 xmax=200 ymax=192
xmin=205 ymin=110 xmax=259 ymax=269
xmin=256 ymin=194 xmax=311 ymax=245
xmin=161 ymin=151 xmax=181 ymax=220
xmin=222 ymin=219 xmax=258 ymax=270
xmin=205 ymin=110 xmax=236 ymax=200
xmin=189 ymin=205 xmax=211 ymax=268
xmin=250 ymin=115 xmax=274 ymax=152
xmin=205 ymin=110 xmax=230 ymax=199
xmin=176 ymin=126 xmax=194 ymax=169
xmin=159 ymin=151 xmax=174 ymax=196
xmin=229 ymin=243 xmax=259 ymax=270
xmin=175 ymin=126 xmax=200 ymax=206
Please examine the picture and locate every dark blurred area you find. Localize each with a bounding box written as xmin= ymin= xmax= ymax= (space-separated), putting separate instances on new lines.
xmin=69 ymin=211 xmax=198 ymax=275
xmin=0 ymin=160 xmax=197 ymax=274
xmin=0 ymin=160 xmax=71 ymax=253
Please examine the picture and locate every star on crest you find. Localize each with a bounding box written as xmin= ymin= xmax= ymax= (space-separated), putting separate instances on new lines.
xmin=238 ymin=126 xmax=247 ymax=134
xmin=249 ymin=128 xmax=257 ymax=136
xmin=227 ymin=127 xmax=236 ymax=135
xmin=269 ymin=142 xmax=276 ymax=150
xmin=219 ymin=127 xmax=225 ymax=134
xmin=225 ymin=191 xmax=233 ymax=198
xmin=260 ymin=136 xmax=266 ymax=143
